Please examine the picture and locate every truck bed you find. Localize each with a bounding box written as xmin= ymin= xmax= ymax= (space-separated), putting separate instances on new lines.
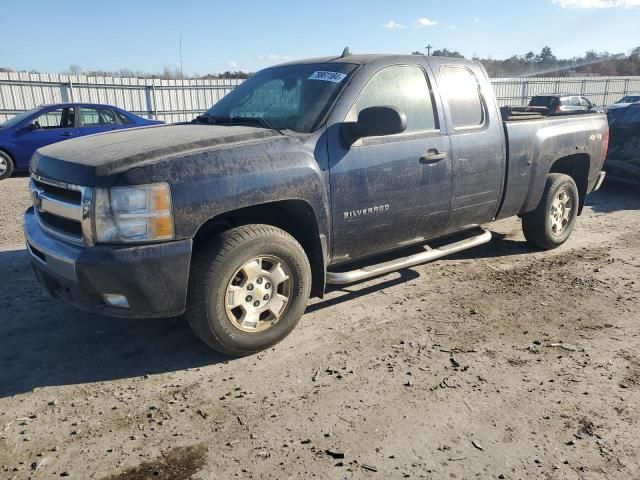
xmin=497 ymin=112 xmax=609 ymax=220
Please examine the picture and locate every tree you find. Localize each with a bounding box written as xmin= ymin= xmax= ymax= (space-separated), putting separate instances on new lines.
xmin=432 ymin=48 xmax=464 ymax=58
xmin=535 ymin=46 xmax=557 ymax=63
xmin=66 ymin=64 xmax=83 ymax=75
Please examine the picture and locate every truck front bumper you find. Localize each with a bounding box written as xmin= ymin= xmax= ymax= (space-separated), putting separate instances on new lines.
xmin=24 ymin=208 xmax=192 ymax=319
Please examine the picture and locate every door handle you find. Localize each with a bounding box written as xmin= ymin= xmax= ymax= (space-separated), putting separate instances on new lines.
xmin=419 ymin=150 xmax=448 ymax=164
xmin=61 ymin=132 xmax=74 ymax=137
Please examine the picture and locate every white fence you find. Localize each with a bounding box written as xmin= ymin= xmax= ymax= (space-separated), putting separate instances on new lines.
xmin=2 ymin=71 xmax=640 ymax=124
xmin=491 ymin=76 xmax=640 ymax=108
xmin=0 ymin=72 xmax=243 ymax=124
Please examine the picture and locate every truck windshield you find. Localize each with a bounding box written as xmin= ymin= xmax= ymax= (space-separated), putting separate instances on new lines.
xmin=202 ymin=63 xmax=358 ymax=133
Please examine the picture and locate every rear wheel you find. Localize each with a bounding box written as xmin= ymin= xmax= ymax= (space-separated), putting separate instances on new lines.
xmin=0 ymin=151 xmax=14 ymax=180
xmin=522 ymin=173 xmax=579 ymax=250
xmin=185 ymin=224 xmax=311 ymax=356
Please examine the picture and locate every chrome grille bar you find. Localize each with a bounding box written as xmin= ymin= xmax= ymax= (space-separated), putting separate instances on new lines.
xmin=29 ymin=174 xmax=94 ymax=246
xmin=39 ymin=192 xmax=83 ymax=221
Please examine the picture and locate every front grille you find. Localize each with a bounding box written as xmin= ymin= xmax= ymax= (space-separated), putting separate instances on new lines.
xmin=29 ymin=175 xmax=93 ymax=246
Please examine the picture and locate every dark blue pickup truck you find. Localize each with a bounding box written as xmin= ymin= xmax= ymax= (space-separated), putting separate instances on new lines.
xmin=24 ymin=53 xmax=609 ymax=356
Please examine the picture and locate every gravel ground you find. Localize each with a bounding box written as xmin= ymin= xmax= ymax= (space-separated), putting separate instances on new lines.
xmin=0 ymin=176 xmax=639 ymax=479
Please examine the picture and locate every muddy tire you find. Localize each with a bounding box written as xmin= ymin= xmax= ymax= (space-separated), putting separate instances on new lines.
xmin=522 ymin=173 xmax=579 ymax=250
xmin=185 ymin=224 xmax=311 ymax=356
xmin=0 ymin=151 xmax=14 ymax=180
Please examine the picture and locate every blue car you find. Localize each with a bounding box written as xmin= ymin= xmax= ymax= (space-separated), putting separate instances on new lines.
xmin=0 ymin=103 xmax=163 ymax=179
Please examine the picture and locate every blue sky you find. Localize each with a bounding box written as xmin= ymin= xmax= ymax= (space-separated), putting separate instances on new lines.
xmin=1 ymin=0 xmax=638 ymax=75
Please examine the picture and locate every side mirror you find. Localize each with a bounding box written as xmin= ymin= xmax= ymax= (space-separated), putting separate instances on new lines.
xmin=26 ymin=121 xmax=40 ymax=131
xmin=346 ymin=106 xmax=407 ymax=143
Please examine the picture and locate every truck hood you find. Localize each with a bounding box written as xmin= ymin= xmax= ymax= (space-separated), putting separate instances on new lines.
xmin=31 ymin=124 xmax=281 ymax=186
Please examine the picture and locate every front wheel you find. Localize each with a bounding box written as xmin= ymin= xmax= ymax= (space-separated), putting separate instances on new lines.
xmin=185 ymin=224 xmax=311 ymax=356
xmin=522 ymin=173 xmax=579 ymax=250
xmin=0 ymin=151 xmax=14 ymax=180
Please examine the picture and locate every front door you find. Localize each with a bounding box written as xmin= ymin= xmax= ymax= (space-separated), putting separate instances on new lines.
xmin=329 ymin=64 xmax=452 ymax=263
xmin=14 ymin=107 xmax=77 ymax=166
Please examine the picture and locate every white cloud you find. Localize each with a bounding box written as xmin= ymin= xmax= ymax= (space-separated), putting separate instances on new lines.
xmin=381 ymin=20 xmax=407 ymax=29
xmin=474 ymin=17 xmax=481 ymax=22
xmin=552 ymin=0 xmax=640 ymax=7
xmin=228 ymin=61 xmax=238 ymax=68
xmin=414 ymin=17 xmax=438 ymax=27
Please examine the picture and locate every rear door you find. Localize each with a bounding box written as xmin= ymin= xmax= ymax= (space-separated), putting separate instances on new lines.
xmin=78 ymin=106 xmax=120 ymax=136
xmin=328 ymin=63 xmax=452 ymax=262
xmin=429 ymin=61 xmax=506 ymax=232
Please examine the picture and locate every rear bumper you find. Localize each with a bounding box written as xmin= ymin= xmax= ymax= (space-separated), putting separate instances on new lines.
xmin=24 ymin=208 xmax=192 ymax=318
xmin=592 ymin=171 xmax=607 ymax=192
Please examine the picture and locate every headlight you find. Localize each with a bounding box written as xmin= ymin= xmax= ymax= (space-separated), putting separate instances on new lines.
xmin=94 ymin=183 xmax=174 ymax=243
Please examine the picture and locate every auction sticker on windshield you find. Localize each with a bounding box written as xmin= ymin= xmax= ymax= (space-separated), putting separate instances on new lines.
xmin=308 ymin=71 xmax=348 ymax=83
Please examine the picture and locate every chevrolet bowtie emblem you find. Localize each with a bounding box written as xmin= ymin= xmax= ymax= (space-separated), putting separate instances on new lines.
xmin=32 ymin=187 xmax=45 ymax=211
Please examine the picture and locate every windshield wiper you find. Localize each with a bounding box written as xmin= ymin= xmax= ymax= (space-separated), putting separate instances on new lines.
xmin=206 ymin=115 xmax=285 ymax=135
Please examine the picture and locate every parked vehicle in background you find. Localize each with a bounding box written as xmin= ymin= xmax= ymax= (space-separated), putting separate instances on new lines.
xmin=606 ymin=103 xmax=640 ymax=184
xmin=24 ymin=53 xmax=609 ymax=356
xmin=0 ymin=103 xmax=163 ymax=179
xmin=528 ymin=94 xmax=601 ymax=115
xmin=607 ymin=93 xmax=640 ymax=111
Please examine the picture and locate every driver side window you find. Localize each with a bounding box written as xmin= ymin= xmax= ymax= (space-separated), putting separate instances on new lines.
xmin=34 ymin=107 xmax=75 ymax=129
xmin=348 ymin=65 xmax=438 ymax=133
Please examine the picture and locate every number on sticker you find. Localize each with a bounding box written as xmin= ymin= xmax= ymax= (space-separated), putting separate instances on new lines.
xmin=308 ymin=71 xmax=347 ymax=83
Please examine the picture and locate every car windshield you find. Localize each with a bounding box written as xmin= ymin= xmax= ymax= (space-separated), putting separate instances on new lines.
xmin=618 ymin=95 xmax=640 ymax=104
xmin=0 ymin=107 xmax=40 ymax=129
xmin=202 ymin=63 xmax=358 ymax=133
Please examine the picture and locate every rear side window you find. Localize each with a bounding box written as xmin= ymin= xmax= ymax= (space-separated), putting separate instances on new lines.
xmin=529 ymin=96 xmax=554 ymax=108
xmin=570 ymin=97 xmax=581 ymax=107
xmin=440 ymin=66 xmax=484 ymax=128
xmin=80 ymin=108 xmax=117 ymax=127
xmin=349 ymin=65 xmax=438 ymax=133
xmin=115 ymin=110 xmax=134 ymax=124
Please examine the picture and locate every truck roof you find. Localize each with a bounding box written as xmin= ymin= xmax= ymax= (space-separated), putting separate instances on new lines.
xmin=273 ymin=53 xmax=471 ymax=68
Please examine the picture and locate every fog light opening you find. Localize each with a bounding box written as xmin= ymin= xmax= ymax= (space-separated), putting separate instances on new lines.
xmin=102 ymin=293 xmax=130 ymax=309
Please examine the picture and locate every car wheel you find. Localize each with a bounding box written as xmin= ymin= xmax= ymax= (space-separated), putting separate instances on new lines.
xmin=185 ymin=224 xmax=311 ymax=356
xmin=0 ymin=151 xmax=14 ymax=180
xmin=522 ymin=173 xmax=579 ymax=250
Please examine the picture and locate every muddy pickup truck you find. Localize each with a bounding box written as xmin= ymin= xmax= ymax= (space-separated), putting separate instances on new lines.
xmin=25 ymin=53 xmax=609 ymax=356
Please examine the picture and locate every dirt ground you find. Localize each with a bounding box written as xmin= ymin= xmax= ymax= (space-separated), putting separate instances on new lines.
xmin=1 ymin=175 xmax=639 ymax=480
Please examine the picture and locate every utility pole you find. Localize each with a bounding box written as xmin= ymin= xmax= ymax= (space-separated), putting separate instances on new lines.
xmin=425 ymin=44 xmax=433 ymax=56
xmin=179 ymin=34 xmax=183 ymax=78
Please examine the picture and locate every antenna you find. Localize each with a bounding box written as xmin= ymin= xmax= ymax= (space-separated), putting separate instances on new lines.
xmin=341 ymin=47 xmax=351 ymax=58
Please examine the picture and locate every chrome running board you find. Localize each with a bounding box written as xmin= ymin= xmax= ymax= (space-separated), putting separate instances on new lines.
xmin=326 ymin=228 xmax=492 ymax=285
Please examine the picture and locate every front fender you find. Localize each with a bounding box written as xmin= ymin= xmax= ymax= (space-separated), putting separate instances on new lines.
xmin=117 ymin=135 xmax=331 ymax=248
